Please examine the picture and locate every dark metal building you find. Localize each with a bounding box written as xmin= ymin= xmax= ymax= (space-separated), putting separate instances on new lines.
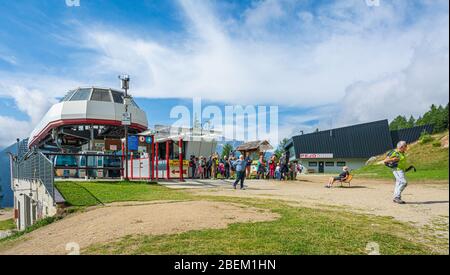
xmin=390 ymin=125 xmax=434 ymax=146
xmin=285 ymin=120 xmax=433 ymax=173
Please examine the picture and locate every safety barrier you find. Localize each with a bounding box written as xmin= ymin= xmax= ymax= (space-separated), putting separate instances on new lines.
xmin=11 ymin=150 xmax=55 ymax=199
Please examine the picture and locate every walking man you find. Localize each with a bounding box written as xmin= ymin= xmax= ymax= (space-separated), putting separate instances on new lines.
xmin=232 ymin=155 xmax=246 ymax=190
xmin=384 ymin=141 xmax=412 ymax=204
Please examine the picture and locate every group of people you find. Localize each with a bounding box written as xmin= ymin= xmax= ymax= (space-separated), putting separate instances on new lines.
xmin=188 ymin=152 xmax=305 ymax=189
xmin=188 ymin=154 xmax=234 ymax=180
xmin=189 ymin=139 xmax=414 ymax=203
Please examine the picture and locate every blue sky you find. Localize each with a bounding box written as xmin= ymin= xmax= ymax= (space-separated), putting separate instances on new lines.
xmin=0 ymin=0 xmax=448 ymax=148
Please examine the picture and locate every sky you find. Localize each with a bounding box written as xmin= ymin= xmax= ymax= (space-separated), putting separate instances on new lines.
xmin=0 ymin=0 xmax=448 ymax=148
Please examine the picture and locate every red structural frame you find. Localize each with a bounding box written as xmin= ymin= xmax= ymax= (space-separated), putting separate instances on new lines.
xmin=179 ymin=138 xmax=184 ymax=182
xmin=28 ymin=118 xmax=147 ymax=148
xmin=155 ymin=142 xmax=159 ymax=180
xmin=166 ymin=141 xmax=170 ymax=180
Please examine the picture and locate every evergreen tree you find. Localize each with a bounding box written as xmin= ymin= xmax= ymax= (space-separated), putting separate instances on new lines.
xmin=221 ymin=143 xmax=234 ymax=159
xmin=417 ymin=103 xmax=449 ymax=133
xmin=274 ymin=138 xmax=289 ymax=159
xmin=407 ymin=115 xmax=416 ymax=128
xmin=389 ymin=115 xmax=409 ymax=130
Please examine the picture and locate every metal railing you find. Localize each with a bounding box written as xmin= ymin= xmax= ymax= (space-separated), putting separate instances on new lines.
xmin=11 ymin=150 xmax=55 ymax=199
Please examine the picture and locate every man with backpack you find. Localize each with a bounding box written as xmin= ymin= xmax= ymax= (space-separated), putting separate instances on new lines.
xmin=384 ymin=141 xmax=416 ymax=204
xmin=232 ymin=155 xmax=247 ymax=190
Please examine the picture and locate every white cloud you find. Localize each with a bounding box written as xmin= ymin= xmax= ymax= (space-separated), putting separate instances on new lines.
xmin=0 ymin=74 xmax=83 ymax=146
xmin=244 ymin=0 xmax=285 ymax=28
xmin=0 ymin=54 xmax=17 ymax=66
xmin=0 ymin=0 xmax=448 ymax=145
xmin=336 ymin=14 xmax=449 ymax=126
xmin=73 ymin=0 xmax=448 ymax=116
xmin=0 ymin=116 xmax=30 ymax=148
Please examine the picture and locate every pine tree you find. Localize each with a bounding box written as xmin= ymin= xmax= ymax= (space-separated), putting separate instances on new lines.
xmin=274 ymin=138 xmax=289 ymax=159
xmin=417 ymin=103 xmax=449 ymax=133
xmin=407 ymin=115 xmax=416 ymax=128
xmin=221 ymin=143 xmax=234 ymax=159
xmin=389 ymin=115 xmax=409 ymax=130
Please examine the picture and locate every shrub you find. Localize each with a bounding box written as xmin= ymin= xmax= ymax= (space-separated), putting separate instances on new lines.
xmin=419 ymin=132 xmax=434 ymax=144
xmin=432 ymin=140 xmax=442 ymax=147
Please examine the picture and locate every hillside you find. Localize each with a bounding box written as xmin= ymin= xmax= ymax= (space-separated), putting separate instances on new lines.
xmin=354 ymin=131 xmax=449 ymax=181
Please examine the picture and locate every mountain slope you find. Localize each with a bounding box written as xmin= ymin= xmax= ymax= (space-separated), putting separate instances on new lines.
xmin=354 ymin=131 xmax=449 ymax=181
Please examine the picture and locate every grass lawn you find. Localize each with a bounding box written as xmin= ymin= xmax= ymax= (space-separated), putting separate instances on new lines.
xmin=354 ymin=132 xmax=449 ymax=181
xmin=55 ymin=181 xmax=192 ymax=206
xmin=0 ymin=219 xmax=15 ymax=231
xmin=84 ymin=197 xmax=436 ymax=255
xmin=14 ymin=181 xmax=441 ymax=255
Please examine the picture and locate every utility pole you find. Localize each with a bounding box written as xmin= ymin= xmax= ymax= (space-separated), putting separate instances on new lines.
xmin=119 ymin=75 xmax=131 ymax=181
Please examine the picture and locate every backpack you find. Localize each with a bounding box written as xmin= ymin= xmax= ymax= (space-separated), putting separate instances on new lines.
xmin=384 ymin=150 xmax=399 ymax=168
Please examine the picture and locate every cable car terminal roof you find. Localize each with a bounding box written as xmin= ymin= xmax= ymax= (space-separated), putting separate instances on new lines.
xmin=28 ymin=87 xmax=148 ymax=149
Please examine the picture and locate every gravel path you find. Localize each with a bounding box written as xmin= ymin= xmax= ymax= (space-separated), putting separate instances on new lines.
xmin=187 ymin=176 xmax=449 ymax=227
xmin=0 ymin=201 xmax=278 ymax=255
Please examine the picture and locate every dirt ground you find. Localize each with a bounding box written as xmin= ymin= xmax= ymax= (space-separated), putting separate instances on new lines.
xmin=1 ymin=175 xmax=448 ymax=255
xmin=183 ymin=176 xmax=449 ymax=228
xmin=0 ymin=200 xmax=278 ymax=255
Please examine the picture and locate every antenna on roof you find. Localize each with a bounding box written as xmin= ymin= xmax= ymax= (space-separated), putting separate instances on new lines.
xmin=119 ymin=74 xmax=131 ymax=181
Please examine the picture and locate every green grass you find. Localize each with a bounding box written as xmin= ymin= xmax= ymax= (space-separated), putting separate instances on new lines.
xmin=354 ymin=131 xmax=449 ymax=181
xmin=5 ymin=182 xmax=443 ymax=254
xmin=85 ymin=197 xmax=436 ymax=255
xmin=0 ymin=219 xmax=15 ymax=231
xmin=55 ymin=181 xmax=192 ymax=206
xmin=0 ymin=216 xmax=61 ymax=249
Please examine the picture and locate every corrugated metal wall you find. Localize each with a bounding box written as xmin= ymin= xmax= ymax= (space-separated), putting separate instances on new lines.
xmin=390 ymin=124 xmax=434 ymax=146
xmin=290 ymin=120 xmax=394 ymax=158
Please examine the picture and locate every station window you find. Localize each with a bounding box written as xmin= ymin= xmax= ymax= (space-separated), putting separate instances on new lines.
xmin=55 ymin=155 xmax=77 ymax=167
xmin=70 ymin=88 xmax=92 ymax=101
xmin=308 ymin=162 xmax=318 ymax=167
xmin=111 ymin=90 xmax=124 ymax=104
xmin=337 ymin=161 xmax=346 ymax=167
xmin=91 ymin=89 xmax=112 ymax=102
xmin=60 ymin=90 xmax=76 ymax=102
xmin=325 ymin=162 xmax=335 ymax=167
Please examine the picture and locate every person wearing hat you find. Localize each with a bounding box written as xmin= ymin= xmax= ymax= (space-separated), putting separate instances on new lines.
xmin=326 ymin=166 xmax=350 ymax=188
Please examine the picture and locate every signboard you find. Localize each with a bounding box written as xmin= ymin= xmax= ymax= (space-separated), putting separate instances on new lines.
xmin=138 ymin=146 xmax=147 ymax=153
xmin=299 ymin=153 xmax=334 ymax=159
xmin=145 ymin=136 xmax=152 ymax=144
xmin=122 ymin=112 xmax=131 ymax=126
xmin=169 ymin=160 xmax=189 ymax=178
xmin=128 ymin=135 xmax=139 ymax=151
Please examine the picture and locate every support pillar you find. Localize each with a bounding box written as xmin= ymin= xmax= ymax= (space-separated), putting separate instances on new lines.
xmin=166 ymin=140 xmax=170 ymax=180
xmin=179 ymin=138 xmax=184 ymax=182
xmin=155 ymin=142 xmax=159 ymax=181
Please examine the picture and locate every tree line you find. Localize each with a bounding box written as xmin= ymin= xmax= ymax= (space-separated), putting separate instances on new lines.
xmin=389 ymin=103 xmax=449 ymax=133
